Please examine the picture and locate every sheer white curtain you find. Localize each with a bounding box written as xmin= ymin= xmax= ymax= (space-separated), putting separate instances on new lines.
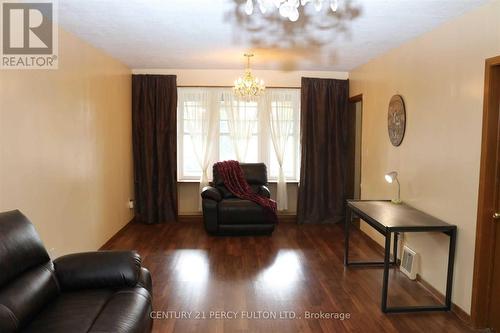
xmin=178 ymin=88 xmax=218 ymax=209
xmin=221 ymin=90 xmax=258 ymax=162
xmin=266 ymin=89 xmax=299 ymax=211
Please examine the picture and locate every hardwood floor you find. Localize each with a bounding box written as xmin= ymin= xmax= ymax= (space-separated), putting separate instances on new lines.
xmin=102 ymin=221 xmax=476 ymax=333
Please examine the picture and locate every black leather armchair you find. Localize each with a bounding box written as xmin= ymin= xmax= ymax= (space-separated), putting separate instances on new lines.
xmin=0 ymin=210 xmax=152 ymax=333
xmin=201 ymin=163 xmax=276 ymax=235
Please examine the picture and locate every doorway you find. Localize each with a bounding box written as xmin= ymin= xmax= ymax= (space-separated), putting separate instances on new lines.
xmin=346 ymin=94 xmax=363 ymax=201
xmin=471 ymin=56 xmax=500 ymax=330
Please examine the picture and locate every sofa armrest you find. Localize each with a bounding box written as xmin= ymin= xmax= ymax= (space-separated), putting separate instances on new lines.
xmin=201 ymin=186 xmax=222 ymax=202
xmin=258 ymin=185 xmax=271 ymax=198
xmin=54 ymin=251 xmax=142 ymax=291
xmin=202 ymin=198 xmax=218 ymax=234
xmin=137 ymin=267 xmax=152 ymax=294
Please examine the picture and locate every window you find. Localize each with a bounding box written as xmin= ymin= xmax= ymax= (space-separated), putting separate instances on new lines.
xmin=178 ymin=95 xmax=212 ymax=179
xmin=219 ymin=100 xmax=259 ymax=163
xmin=177 ymin=88 xmax=300 ymax=182
xmin=268 ymin=99 xmax=300 ymax=179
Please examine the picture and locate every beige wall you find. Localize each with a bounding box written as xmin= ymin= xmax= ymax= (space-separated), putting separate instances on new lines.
xmin=0 ymin=28 xmax=133 ymax=257
xmin=349 ymin=1 xmax=500 ymax=313
xmin=134 ymin=68 xmax=348 ymax=215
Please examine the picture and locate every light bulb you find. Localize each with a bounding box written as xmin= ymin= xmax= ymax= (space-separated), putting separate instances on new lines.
xmin=313 ymin=0 xmax=322 ymax=11
xmin=289 ymin=7 xmax=299 ymax=21
xmin=279 ymin=2 xmax=293 ymax=18
xmin=330 ymin=0 xmax=338 ymax=12
xmin=384 ymin=171 xmax=398 ymax=184
xmin=245 ymin=0 xmax=254 ymax=15
xmin=258 ymin=0 xmax=267 ymax=13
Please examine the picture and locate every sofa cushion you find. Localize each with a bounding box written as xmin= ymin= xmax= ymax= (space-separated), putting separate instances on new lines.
xmin=20 ymin=289 xmax=113 ymax=333
xmin=20 ymin=287 xmax=151 ymax=333
xmin=213 ymin=163 xmax=268 ymax=187
xmin=217 ymin=185 xmax=235 ymax=199
xmin=218 ymin=199 xmax=274 ymax=225
xmin=217 ymin=184 xmax=261 ymax=199
xmin=88 ymin=288 xmax=152 ymax=333
xmin=0 ymin=263 xmax=59 ymax=333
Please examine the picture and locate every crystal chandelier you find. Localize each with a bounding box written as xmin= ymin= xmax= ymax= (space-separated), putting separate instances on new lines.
xmin=233 ymin=54 xmax=265 ymax=99
xmin=244 ymin=0 xmax=339 ymax=22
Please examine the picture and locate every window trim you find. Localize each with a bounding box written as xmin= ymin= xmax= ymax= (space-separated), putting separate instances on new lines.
xmin=177 ymin=87 xmax=301 ymax=182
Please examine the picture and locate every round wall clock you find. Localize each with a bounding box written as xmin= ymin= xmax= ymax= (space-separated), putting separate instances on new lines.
xmin=387 ymin=95 xmax=406 ymax=147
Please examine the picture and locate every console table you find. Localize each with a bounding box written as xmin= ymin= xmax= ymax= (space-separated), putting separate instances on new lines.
xmin=344 ymin=200 xmax=457 ymax=313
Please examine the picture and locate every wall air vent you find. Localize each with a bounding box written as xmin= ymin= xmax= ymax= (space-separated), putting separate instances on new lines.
xmin=400 ymin=245 xmax=418 ymax=280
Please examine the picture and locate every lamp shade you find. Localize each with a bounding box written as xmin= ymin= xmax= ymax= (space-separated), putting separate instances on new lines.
xmin=384 ymin=171 xmax=398 ymax=184
xmin=384 ymin=171 xmax=402 ymax=204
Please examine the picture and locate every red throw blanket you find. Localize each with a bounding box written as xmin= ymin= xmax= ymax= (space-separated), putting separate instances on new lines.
xmin=215 ymin=160 xmax=277 ymax=221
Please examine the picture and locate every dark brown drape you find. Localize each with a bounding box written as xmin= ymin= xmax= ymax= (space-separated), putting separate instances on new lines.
xmin=297 ymin=77 xmax=349 ymax=224
xmin=132 ymin=74 xmax=178 ymax=224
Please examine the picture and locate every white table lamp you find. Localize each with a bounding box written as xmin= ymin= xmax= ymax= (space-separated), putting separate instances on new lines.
xmin=385 ymin=171 xmax=402 ymax=204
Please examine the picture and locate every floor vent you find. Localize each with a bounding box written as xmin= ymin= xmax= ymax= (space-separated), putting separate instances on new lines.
xmin=400 ymin=245 xmax=417 ymax=280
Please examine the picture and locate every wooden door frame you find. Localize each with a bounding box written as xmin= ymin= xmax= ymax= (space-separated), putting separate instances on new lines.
xmin=348 ymin=94 xmax=363 ymax=227
xmin=471 ymin=55 xmax=500 ymax=328
xmin=349 ymin=94 xmax=363 ymax=104
xmin=348 ymin=94 xmax=363 ymax=196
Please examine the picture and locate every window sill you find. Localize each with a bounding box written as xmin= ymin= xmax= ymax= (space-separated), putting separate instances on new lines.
xmin=177 ymin=179 xmax=204 ymax=183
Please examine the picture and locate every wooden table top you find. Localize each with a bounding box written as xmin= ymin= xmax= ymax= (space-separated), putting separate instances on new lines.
xmin=347 ymin=200 xmax=456 ymax=232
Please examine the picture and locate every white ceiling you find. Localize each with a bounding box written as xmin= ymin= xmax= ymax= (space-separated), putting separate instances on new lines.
xmin=58 ymin=0 xmax=491 ymax=71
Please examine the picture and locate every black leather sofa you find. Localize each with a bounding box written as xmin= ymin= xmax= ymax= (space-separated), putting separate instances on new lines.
xmin=201 ymin=163 xmax=276 ymax=235
xmin=0 ymin=210 xmax=152 ymax=333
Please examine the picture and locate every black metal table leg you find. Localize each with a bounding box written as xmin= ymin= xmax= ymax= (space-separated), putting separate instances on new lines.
xmin=344 ymin=206 xmax=352 ymax=266
xmin=382 ymin=229 xmax=457 ymax=313
xmin=381 ymin=232 xmax=391 ymax=312
xmin=445 ymin=228 xmax=457 ymax=310
xmin=344 ymin=210 xmax=398 ymax=268
xmin=393 ymin=232 xmax=398 ymax=265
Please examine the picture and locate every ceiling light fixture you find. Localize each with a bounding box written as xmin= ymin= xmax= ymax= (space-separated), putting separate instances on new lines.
xmin=245 ymin=0 xmax=339 ymax=22
xmin=233 ymin=53 xmax=265 ymax=99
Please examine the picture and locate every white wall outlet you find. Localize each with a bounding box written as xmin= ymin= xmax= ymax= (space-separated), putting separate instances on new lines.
xmin=128 ymin=199 xmax=134 ymax=209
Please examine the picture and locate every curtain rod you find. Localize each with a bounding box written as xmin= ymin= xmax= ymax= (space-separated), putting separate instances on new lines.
xmin=177 ymin=85 xmax=300 ymax=89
